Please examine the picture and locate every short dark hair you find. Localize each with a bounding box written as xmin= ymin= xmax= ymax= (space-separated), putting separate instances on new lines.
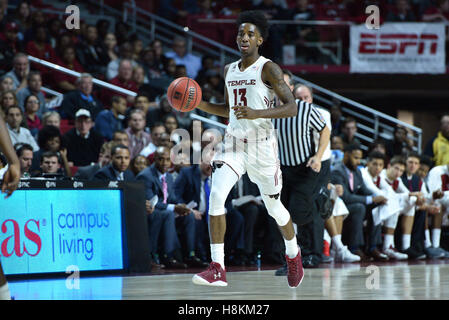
xmin=367 ymin=151 xmax=385 ymax=162
xmin=111 ymin=144 xmax=129 ymax=157
xmin=343 ymin=117 xmax=357 ymax=127
xmin=40 ymin=150 xmax=59 ymax=163
xmin=236 ymin=10 xmax=269 ymax=39
xmin=406 ymin=151 xmax=421 ymax=161
xmin=389 ymin=155 xmax=406 ymax=167
xmin=420 ymin=155 xmax=433 ymax=168
xmin=282 ymin=69 xmax=294 ymax=85
xmin=344 ymin=143 xmax=362 ymax=153
xmin=14 ymin=143 xmax=33 ymax=158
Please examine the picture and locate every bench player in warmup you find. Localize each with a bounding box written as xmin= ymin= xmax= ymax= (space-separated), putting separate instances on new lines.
xmin=0 ymin=114 xmax=21 ymax=300
xmin=191 ymin=10 xmax=305 ymax=288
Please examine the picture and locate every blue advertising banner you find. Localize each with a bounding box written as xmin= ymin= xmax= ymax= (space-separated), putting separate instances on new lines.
xmin=0 ymin=189 xmax=124 ymax=275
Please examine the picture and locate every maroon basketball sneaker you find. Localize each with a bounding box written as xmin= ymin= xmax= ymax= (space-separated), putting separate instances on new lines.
xmin=192 ymin=262 xmax=228 ymax=287
xmin=286 ymin=248 xmax=304 ymax=288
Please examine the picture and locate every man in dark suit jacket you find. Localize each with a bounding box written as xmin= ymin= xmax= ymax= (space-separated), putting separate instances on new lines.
xmin=74 ymin=141 xmax=112 ymax=180
xmin=174 ymin=158 xmax=245 ymax=265
xmin=136 ymin=146 xmax=200 ymax=268
xmin=93 ymin=144 xmax=135 ymax=181
xmin=331 ymin=143 xmax=387 ymax=260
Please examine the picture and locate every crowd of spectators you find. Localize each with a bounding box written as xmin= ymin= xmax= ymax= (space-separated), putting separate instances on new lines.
xmin=0 ymin=1 xmax=448 ymax=270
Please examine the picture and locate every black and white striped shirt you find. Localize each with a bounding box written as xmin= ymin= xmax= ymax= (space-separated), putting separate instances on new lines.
xmin=273 ymin=100 xmax=326 ymax=166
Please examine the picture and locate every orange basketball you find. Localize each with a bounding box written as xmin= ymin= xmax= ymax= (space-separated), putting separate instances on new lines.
xmin=167 ymin=77 xmax=202 ymax=112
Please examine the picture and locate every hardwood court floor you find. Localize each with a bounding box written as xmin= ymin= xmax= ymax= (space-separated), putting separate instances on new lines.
xmin=8 ymin=260 xmax=449 ymax=300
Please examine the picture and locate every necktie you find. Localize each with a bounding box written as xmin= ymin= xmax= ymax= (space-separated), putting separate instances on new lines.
xmin=204 ymin=177 xmax=211 ymax=221
xmin=348 ymin=171 xmax=354 ymax=191
xmin=161 ymin=175 xmax=168 ymax=204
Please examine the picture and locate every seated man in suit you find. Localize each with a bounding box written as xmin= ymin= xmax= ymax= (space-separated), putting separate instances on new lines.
xmin=331 ymin=143 xmax=387 ymax=261
xmin=136 ymin=146 xmax=199 ymax=268
xmin=75 ymin=141 xmax=114 ymax=180
xmin=93 ymin=144 xmax=135 ymax=181
xmin=174 ymin=150 xmax=245 ymax=266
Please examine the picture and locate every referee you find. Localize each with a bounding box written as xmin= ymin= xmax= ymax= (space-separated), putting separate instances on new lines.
xmin=273 ymin=74 xmax=331 ymax=271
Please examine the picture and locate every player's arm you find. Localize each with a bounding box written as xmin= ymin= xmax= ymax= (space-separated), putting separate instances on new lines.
xmin=0 ymin=115 xmax=20 ymax=198
xmin=233 ymin=61 xmax=297 ymax=120
xmin=196 ymin=64 xmax=230 ymax=118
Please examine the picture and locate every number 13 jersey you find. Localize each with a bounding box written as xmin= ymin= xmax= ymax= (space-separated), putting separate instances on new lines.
xmin=225 ymin=56 xmax=276 ymax=139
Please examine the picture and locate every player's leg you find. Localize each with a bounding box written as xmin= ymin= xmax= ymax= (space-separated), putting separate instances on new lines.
xmin=0 ymin=261 xmax=11 ymax=300
xmin=192 ymin=161 xmax=240 ymax=286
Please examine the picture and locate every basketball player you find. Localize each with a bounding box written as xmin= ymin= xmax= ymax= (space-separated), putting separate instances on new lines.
xmin=192 ymin=10 xmax=305 ymax=288
xmin=0 ymin=114 xmax=21 ymax=300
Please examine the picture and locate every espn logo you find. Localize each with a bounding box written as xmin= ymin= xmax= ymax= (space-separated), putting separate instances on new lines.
xmin=359 ymin=33 xmax=438 ymax=55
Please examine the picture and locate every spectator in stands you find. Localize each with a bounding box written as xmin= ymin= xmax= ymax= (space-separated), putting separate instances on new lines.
xmin=106 ymin=42 xmax=137 ymax=80
xmin=131 ymin=36 xmax=144 ymax=62
xmin=5 ymin=105 xmax=39 ymax=151
xmin=150 ymin=39 xmax=168 ymax=76
xmin=146 ymin=94 xmax=176 ymax=129
xmin=112 ymin=129 xmax=130 ymax=147
xmin=54 ymin=46 xmax=85 ymax=93
xmin=140 ymin=122 xmax=167 ymax=158
xmin=74 ymin=141 xmax=113 ymax=180
xmin=330 ymin=134 xmax=344 ymax=170
xmin=42 ymin=111 xmax=61 ymax=129
xmin=107 ymin=59 xmax=138 ymax=106
xmin=102 ymin=32 xmax=119 ymax=65
xmin=126 ymin=108 xmax=152 ymax=159
xmin=0 ymin=22 xmax=24 ymax=74
xmin=385 ymin=125 xmax=414 ymax=159
xmin=93 ymin=144 xmax=135 ymax=181
xmin=170 ymin=152 xmax=191 ymax=181
xmin=63 ymin=109 xmax=104 ymax=167
xmin=132 ymin=65 xmax=149 ymax=90
xmin=330 ymin=102 xmax=343 ymax=137
xmin=123 ymin=94 xmax=153 ymax=125
xmin=25 ymin=25 xmax=55 ymax=78
xmin=23 ymin=94 xmax=42 ymax=137
xmin=48 ymin=18 xmax=64 ymax=50
xmin=60 ymin=73 xmax=103 ymax=120
xmin=368 ymin=138 xmax=388 ymax=156
xmin=386 ymin=0 xmax=417 ymax=22
xmin=195 ymin=55 xmax=217 ymax=86
xmin=339 ymin=117 xmax=361 ymax=147
xmin=137 ymin=146 xmax=194 ymax=269
xmin=95 ymin=95 xmax=126 ymax=141
xmin=165 ymin=36 xmax=202 ymax=79
xmin=114 ymin=21 xmax=131 ymax=46
xmin=157 ymin=0 xmax=191 ymax=22
xmin=76 ymin=24 xmax=109 ymax=77
xmin=15 ymin=142 xmax=33 ymax=178
xmin=3 ymin=52 xmax=28 ymax=92
xmin=425 ymin=113 xmax=449 ymax=166
xmin=32 ymin=150 xmax=65 ymax=178
xmin=96 ymin=19 xmax=110 ymax=42
xmin=331 ymin=143 xmax=387 ymax=261
xmin=422 ymin=0 xmax=449 ymax=21
xmin=174 ymin=64 xmax=187 ymax=78
xmin=201 ymin=70 xmax=225 ymax=104
xmin=31 ymin=125 xmax=71 ymax=177
xmin=164 ymin=114 xmax=180 ymax=144
xmin=13 ymin=1 xmax=32 ymax=40
xmin=16 ymin=71 xmax=47 ymax=117
xmin=0 ymin=75 xmax=14 ymax=93
xmin=130 ymin=154 xmax=149 ymax=177
xmin=0 ymin=90 xmax=18 ymax=118
xmin=23 ymin=9 xmax=45 ymax=43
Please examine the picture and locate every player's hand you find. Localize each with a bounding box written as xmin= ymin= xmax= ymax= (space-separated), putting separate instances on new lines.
xmin=335 ymin=184 xmax=344 ymax=197
xmin=232 ymin=106 xmax=259 ymax=120
xmin=306 ymin=156 xmax=321 ymax=173
xmin=1 ymin=163 xmax=20 ymax=198
xmin=427 ymin=204 xmax=441 ymax=215
xmin=432 ymin=190 xmax=444 ymax=200
xmin=192 ymin=209 xmax=203 ymax=220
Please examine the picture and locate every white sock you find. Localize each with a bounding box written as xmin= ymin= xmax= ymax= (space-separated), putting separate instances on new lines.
xmin=432 ymin=229 xmax=441 ymax=248
xmin=331 ymin=234 xmax=344 ymax=250
xmin=284 ymin=236 xmax=299 ymax=258
xmin=210 ymin=243 xmax=225 ymax=270
xmin=424 ymin=229 xmax=432 ymax=248
xmin=383 ymin=234 xmax=395 ymax=251
xmin=402 ymin=234 xmax=411 ymax=250
xmin=0 ymin=283 xmax=11 ymax=300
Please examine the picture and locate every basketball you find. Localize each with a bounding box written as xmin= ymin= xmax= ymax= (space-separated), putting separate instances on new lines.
xmin=167 ymin=77 xmax=202 ymax=112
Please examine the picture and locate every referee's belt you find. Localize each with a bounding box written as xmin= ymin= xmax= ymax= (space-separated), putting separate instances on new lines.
xmin=225 ymin=132 xmax=270 ymax=144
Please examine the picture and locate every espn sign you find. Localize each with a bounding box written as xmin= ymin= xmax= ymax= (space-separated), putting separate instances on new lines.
xmin=350 ymin=23 xmax=446 ymax=74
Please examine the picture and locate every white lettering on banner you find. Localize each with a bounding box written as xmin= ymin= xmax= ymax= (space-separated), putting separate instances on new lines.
xmin=350 ymin=23 xmax=446 ymax=74
xmin=365 ymin=5 xmax=380 ymax=30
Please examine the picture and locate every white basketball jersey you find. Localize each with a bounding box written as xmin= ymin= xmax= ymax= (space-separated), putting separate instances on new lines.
xmin=225 ymin=56 xmax=276 ymax=139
